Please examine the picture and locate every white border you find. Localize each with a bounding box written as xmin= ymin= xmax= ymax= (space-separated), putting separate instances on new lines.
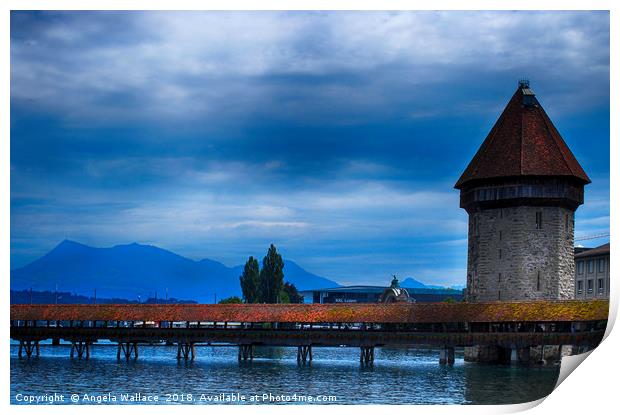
xmin=1 ymin=1 xmax=616 ymax=415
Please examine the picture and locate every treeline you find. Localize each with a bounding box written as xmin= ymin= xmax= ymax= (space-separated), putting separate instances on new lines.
xmin=238 ymin=244 xmax=303 ymax=304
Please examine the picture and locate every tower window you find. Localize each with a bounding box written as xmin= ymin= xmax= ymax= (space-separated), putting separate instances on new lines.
xmin=498 ymin=272 xmax=501 ymax=283
xmin=535 ymin=211 xmax=543 ymax=229
xmin=499 ymin=249 xmax=502 ymax=259
xmin=499 ymin=230 xmax=502 ymax=241
xmin=498 ymin=291 xmax=501 ymax=301
xmin=536 ymin=271 xmax=541 ymax=291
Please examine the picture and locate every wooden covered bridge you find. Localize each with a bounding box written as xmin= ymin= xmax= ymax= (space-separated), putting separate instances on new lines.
xmin=10 ymin=300 xmax=608 ymax=365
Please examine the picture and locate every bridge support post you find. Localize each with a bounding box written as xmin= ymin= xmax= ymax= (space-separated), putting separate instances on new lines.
xmin=360 ymin=346 xmax=374 ymax=366
xmin=70 ymin=341 xmax=91 ymax=359
xmin=439 ymin=347 xmax=455 ymax=365
xmin=18 ymin=340 xmax=39 ymax=359
xmin=117 ymin=342 xmax=138 ymax=360
xmin=177 ymin=343 xmax=196 ymax=360
xmin=297 ymin=346 xmax=313 ymax=365
xmin=238 ymin=344 xmax=254 ymax=362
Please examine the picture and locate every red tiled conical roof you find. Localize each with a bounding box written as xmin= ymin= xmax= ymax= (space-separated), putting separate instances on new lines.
xmin=454 ymin=84 xmax=590 ymax=189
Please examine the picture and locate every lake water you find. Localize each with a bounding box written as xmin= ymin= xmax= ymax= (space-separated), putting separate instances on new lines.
xmin=11 ymin=342 xmax=560 ymax=405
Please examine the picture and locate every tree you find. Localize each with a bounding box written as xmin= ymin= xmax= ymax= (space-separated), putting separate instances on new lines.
xmin=259 ymin=244 xmax=285 ymax=303
xmin=219 ymin=296 xmax=243 ymax=304
xmin=282 ymin=282 xmax=303 ymax=303
xmin=239 ymin=256 xmax=260 ymax=304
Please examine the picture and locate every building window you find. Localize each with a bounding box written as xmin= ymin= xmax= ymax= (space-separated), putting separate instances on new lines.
xmin=536 ymin=271 xmax=541 ymax=291
xmin=499 ymin=230 xmax=502 ymax=241
xmin=577 ymin=280 xmax=583 ymax=294
xmin=587 ymin=279 xmax=593 ymax=293
xmin=598 ymin=279 xmax=604 ymax=294
xmin=577 ymin=261 xmax=584 ymax=274
xmin=588 ymin=260 xmax=594 ymax=274
xmin=499 ymin=249 xmax=502 ymax=259
xmin=498 ymin=291 xmax=501 ymax=301
xmin=498 ymin=272 xmax=501 ymax=283
xmin=598 ymin=259 xmax=605 ymax=273
xmin=535 ymin=211 xmax=543 ymax=229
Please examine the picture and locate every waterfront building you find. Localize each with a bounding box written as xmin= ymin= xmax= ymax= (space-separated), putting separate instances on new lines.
xmin=574 ymin=243 xmax=610 ymax=299
xmin=455 ymin=81 xmax=590 ymax=302
xmin=300 ymin=284 xmax=463 ymax=304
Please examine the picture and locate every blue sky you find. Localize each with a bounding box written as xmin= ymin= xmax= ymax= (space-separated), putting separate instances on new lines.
xmin=10 ymin=11 xmax=610 ymax=286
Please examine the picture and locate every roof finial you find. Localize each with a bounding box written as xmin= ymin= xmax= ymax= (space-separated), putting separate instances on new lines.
xmin=518 ymin=78 xmax=530 ymax=89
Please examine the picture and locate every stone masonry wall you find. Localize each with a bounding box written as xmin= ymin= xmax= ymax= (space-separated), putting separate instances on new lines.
xmin=466 ymin=205 xmax=575 ymax=301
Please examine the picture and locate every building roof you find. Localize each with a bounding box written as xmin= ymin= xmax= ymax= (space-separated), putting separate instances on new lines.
xmin=454 ymin=83 xmax=590 ymax=189
xmin=575 ymin=243 xmax=610 ymax=259
xmin=10 ymin=300 xmax=608 ymax=323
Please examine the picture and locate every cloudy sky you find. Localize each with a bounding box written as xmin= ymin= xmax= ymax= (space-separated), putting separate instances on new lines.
xmin=10 ymin=11 xmax=610 ymax=286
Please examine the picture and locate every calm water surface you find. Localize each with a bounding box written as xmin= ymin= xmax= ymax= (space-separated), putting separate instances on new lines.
xmin=11 ymin=342 xmax=560 ymax=405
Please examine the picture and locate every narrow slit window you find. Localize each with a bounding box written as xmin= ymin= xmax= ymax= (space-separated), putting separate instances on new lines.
xmin=535 ymin=211 xmax=543 ymax=229
xmin=536 ymin=271 xmax=541 ymax=291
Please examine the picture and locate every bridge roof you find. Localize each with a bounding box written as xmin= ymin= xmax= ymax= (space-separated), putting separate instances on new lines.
xmin=10 ymin=300 xmax=608 ymax=323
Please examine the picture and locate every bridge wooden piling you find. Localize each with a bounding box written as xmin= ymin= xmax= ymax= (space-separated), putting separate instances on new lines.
xmin=439 ymin=347 xmax=455 ymax=365
xmin=117 ymin=342 xmax=138 ymax=360
xmin=297 ymin=345 xmax=313 ymax=364
xmin=360 ymin=346 xmax=374 ymax=365
xmin=18 ymin=340 xmax=39 ymax=359
xmin=177 ymin=343 xmax=195 ymax=360
xmin=70 ymin=341 xmax=90 ymax=359
xmin=238 ymin=344 xmax=254 ymax=362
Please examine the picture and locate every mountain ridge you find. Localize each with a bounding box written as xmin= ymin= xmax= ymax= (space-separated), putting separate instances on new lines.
xmin=11 ymin=240 xmax=340 ymax=303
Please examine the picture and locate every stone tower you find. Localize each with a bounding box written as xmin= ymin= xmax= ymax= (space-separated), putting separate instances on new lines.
xmin=455 ymin=81 xmax=590 ymax=302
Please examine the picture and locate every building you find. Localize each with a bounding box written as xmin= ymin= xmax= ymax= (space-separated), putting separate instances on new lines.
xmin=574 ymin=243 xmax=610 ymax=299
xmin=300 ymin=284 xmax=463 ymax=304
xmin=455 ymin=81 xmax=590 ymax=302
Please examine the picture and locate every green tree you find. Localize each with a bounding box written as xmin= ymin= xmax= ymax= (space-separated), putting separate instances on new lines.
xmin=219 ymin=296 xmax=243 ymax=304
xmin=282 ymin=282 xmax=303 ymax=303
xmin=259 ymin=244 xmax=285 ymax=303
xmin=239 ymin=256 xmax=260 ymax=303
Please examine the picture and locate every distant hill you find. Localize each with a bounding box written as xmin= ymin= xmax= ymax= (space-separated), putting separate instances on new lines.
xmin=400 ymin=277 xmax=464 ymax=291
xmin=10 ymin=240 xmax=340 ymax=303
xmin=399 ymin=277 xmax=427 ymax=288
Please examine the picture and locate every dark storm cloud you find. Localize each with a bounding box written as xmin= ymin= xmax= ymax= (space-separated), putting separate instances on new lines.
xmin=10 ymin=11 xmax=610 ymax=285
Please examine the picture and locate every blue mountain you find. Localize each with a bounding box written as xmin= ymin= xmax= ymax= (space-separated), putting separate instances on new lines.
xmin=10 ymin=240 xmax=340 ymax=303
xmin=399 ymin=277 xmax=427 ymax=289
